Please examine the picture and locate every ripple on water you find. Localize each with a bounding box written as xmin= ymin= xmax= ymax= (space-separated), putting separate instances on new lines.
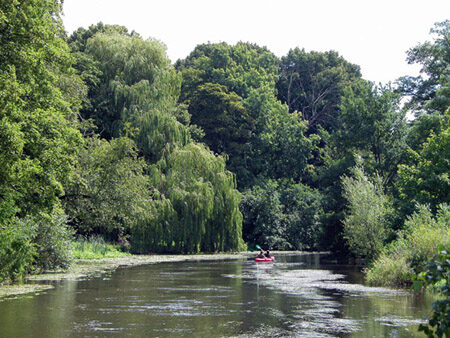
xmin=375 ymin=315 xmax=426 ymax=327
xmin=226 ymin=266 xmax=418 ymax=335
xmin=234 ymin=323 xmax=335 ymax=338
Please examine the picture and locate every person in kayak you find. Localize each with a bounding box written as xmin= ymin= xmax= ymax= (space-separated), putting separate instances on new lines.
xmin=256 ymin=249 xmax=266 ymax=258
xmin=265 ymin=249 xmax=272 ymax=258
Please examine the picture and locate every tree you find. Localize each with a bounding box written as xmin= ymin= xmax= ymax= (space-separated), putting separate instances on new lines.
xmin=397 ymin=20 xmax=450 ymax=115
xmin=241 ymin=180 xmax=323 ymax=250
xmin=341 ymin=163 xmax=392 ymax=260
xmin=314 ymin=81 xmax=407 ymax=251
xmin=176 ymin=42 xmax=280 ymax=185
xmin=397 ymin=21 xmax=449 ymax=153
xmin=336 ymin=80 xmax=408 ymax=186
xmin=277 ymin=48 xmax=361 ymax=132
xmin=415 ymin=246 xmax=450 ymax=338
xmin=0 ymin=0 xmax=82 ymax=222
xmin=71 ymin=29 xmax=184 ymax=149
xmin=0 ymin=0 xmax=84 ymax=277
xmin=132 ymin=143 xmax=244 ymax=253
xmin=187 ymin=83 xmax=254 ymax=183
xmin=398 ymin=110 xmax=450 ymax=216
xmin=177 ymin=42 xmax=316 ymax=187
xmin=176 ymin=42 xmax=279 ymax=103
xmin=240 ymin=181 xmax=286 ymax=249
xmin=255 ymin=98 xmax=318 ymax=181
xmin=63 ymin=136 xmax=151 ymax=241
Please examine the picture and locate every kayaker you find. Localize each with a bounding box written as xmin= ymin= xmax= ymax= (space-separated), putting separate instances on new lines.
xmin=265 ymin=249 xmax=271 ymax=258
xmin=257 ymin=249 xmax=266 ymax=258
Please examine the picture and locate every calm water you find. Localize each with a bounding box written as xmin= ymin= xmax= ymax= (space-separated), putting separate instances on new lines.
xmin=0 ymin=253 xmax=435 ymax=337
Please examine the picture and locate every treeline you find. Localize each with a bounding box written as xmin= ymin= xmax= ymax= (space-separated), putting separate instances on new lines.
xmin=0 ymin=0 xmax=449 ymax=288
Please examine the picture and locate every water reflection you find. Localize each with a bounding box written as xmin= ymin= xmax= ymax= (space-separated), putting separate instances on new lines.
xmin=0 ymin=254 xmax=434 ymax=337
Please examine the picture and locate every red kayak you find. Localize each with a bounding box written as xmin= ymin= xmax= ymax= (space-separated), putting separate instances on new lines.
xmin=254 ymin=256 xmax=275 ymax=262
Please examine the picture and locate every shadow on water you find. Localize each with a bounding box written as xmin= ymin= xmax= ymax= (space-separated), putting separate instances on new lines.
xmin=0 ymin=253 xmax=435 ymax=337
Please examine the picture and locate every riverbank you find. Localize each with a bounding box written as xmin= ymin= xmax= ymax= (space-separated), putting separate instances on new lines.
xmin=0 ymin=252 xmax=254 ymax=301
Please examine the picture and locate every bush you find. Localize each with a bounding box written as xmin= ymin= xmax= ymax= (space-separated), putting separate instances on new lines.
xmin=0 ymin=219 xmax=36 ymax=283
xmin=0 ymin=209 xmax=75 ymax=282
xmin=414 ymin=246 xmax=450 ymax=337
xmin=365 ymin=253 xmax=413 ymax=286
xmin=366 ymin=204 xmax=449 ymax=286
xmin=31 ymin=210 xmax=74 ymax=270
xmin=341 ymin=164 xmax=392 ymax=261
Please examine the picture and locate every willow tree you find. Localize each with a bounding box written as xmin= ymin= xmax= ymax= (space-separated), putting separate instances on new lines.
xmin=131 ymin=143 xmax=243 ymax=253
xmin=71 ymin=29 xmax=188 ymax=161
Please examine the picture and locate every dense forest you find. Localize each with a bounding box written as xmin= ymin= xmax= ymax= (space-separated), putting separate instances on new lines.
xmin=0 ymin=0 xmax=448 ymax=305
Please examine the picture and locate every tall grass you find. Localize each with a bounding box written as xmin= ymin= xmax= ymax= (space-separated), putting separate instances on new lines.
xmin=72 ymin=236 xmax=129 ymax=259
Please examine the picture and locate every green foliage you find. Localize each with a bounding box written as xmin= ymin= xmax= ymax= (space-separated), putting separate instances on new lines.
xmin=176 ymin=42 xmax=312 ymax=188
xmin=406 ymin=112 xmax=446 ymax=153
xmin=72 ymin=236 xmax=129 ymax=259
xmin=256 ymin=102 xmax=317 ymax=181
xmin=397 ymin=20 xmax=449 ymax=156
xmin=315 ymin=81 xmax=407 ymax=251
xmin=0 ymin=0 xmax=83 ymax=222
xmin=414 ymin=246 xmax=450 ymax=337
xmin=187 ymin=83 xmax=254 ymax=182
xmin=131 ymin=143 xmax=244 ymax=253
xmin=0 ymin=219 xmax=36 ymax=283
xmin=63 ymin=136 xmax=151 ymax=240
xmin=366 ymin=204 xmax=450 ymax=286
xmin=75 ymin=30 xmax=182 ymax=141
xmin=281 ymin=183 xmax=324 ymax=250
xmin=410 ymin=246 xmax=450 ymax=337
xmin=398 ymin=112 xmax=450 ymax=216
xmin=30 ymin=210 xmax=73 ymax=270
xmin=397 ymin=20 xmax=450 ymax=115
xmin=365 ymin=253 xmax=413 ymax=287
xmin=277 ymin=48 xmax=361 ymax=132
xmin=176 ymin=42 xmax=279 ymax=102
xmin=0 ymin=209 xmax=74 ymax=282
xmin=241 ymin=181 xmax=286 ymax=249
xmin=341 ymin=163 xmax=392 ymax=260
xmin=241 ymin=180 xmax=323 ymax=250
xmin=134 ymin=108 xmax=190 ymax=163
xmin=72 ymin=29 xmax=191 ymax=163
xmin=337 ymin=81 xmax=408 ymax=185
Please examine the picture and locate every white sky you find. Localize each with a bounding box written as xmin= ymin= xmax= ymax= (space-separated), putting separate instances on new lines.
xmin=62 ymin=0 xmax=449 ymax=84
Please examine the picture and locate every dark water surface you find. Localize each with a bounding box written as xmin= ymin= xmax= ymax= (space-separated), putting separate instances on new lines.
xmin=0 ymin=253 xmax=434 ymax=337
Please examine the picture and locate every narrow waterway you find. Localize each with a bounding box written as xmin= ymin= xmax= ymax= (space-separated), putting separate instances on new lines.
xmin=0 ymin=253 xmax=434 ymax=337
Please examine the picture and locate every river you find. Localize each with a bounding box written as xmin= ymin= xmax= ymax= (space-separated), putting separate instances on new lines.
xmin=0 ymin=253 xmax=434 ymax=337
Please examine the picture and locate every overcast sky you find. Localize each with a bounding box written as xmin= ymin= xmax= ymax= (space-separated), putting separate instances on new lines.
xmin=62 ymin=0 xmax=449 ymax=84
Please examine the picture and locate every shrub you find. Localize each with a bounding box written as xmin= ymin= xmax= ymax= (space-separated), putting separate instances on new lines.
xmin=414 ymin=246 xmax=450 ymax=337
xmin=31 ymin=210 xmax=74 ymax=270
xmin=366 ymin=204 xmax=449 ymax=286
xmin=365 ymin=253 xmax=413 ymax=286
xmin=0 ymin=219 xmax=36 ymax=283
xmin=341 ymin=164 xmax=392 ymax=261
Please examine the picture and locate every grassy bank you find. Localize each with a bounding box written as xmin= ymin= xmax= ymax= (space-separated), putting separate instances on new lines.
xmin=72 ymin=236 xmax=130 ymax=259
